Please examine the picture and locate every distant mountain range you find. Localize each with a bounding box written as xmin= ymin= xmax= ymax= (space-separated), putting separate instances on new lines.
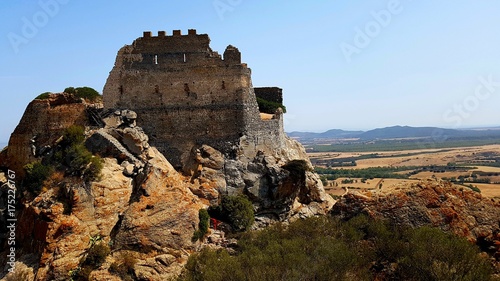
xmin=288 ymin=125 xmax=500 ymax=140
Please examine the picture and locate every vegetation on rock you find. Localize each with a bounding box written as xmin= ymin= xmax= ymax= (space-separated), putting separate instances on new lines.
xmin=35 ymin=87 xmax=101 ymax=101
xmin=65 ymin=86 xmax=101 ymax=101
xmin=179 ymin=215 xmax=495 ymax=281
xmin=256 ymin=97 xmax=286 ymax=114
xmin=35 ymin=92 xmax=52 ymax=100
xmin=23 ymin=125 xmax=102 ymax=195
xmin=23 ymin=161 xmax=53 ymax=194
xmin=209 ymin=195 xmax=254 ymax=232
xmin=192 ymin=208 xmax=210 ymax=242
xmin=70 ymin=241 xmax=111 ymax=281
xmin=282 ymin=159 xmax=311 ymax=181
xmin=109 ymin=251 xmax=138 ymax=281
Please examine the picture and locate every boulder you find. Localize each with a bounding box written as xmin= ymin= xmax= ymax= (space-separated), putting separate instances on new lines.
xmin=85 ymin=129 xmax=142 ymax=165
xmin=120 ymin=127 xmax=149 ymax=156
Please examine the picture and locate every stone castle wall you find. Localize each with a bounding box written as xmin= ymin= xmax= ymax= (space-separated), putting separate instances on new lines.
xmin=103 ymin=30 xmax=285 ymax=168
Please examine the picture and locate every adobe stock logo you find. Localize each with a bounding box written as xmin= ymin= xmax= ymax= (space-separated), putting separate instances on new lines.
xmin=213 ymin=0 xmax=243 ymax=20
xmin=443 ymin=75 xmax=500 ymax=128
xmin=7 ymin=0 xmax=70 ymax=54
xmin=340 ymin=0 xmax=409 ymax=63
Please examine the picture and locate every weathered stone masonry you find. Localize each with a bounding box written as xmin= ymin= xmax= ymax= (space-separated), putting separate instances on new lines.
xmin=103 ymin=29 xmax=285 ymax=168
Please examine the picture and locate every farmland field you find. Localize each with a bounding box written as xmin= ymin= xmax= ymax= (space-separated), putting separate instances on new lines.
xmin=312 ymin=144 xmax=500 ymax=198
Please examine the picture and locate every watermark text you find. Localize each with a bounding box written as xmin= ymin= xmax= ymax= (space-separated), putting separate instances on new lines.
xmin=340 ymin=0 xmax=407 ymax=63
xmin=6 ymin=170 xmax=17 ymax=273
xmin=213 ymin=0 xmax=243 ymax=20
xmin=7 ymin=0 xmax=70 ymax=54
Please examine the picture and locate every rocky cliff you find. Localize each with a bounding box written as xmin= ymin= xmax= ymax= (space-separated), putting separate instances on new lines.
xmin=331 ymin=178 xmax=500 ymax=269
xmin=0 ymin=94 xmax=89 ymax=178
xmin=0 ymin=30 xmax=334 ymax=280
xmin=0 ymin=95 xmax=208 ymax=280
xmin=0 ymin=87 xmax=332 ymax=280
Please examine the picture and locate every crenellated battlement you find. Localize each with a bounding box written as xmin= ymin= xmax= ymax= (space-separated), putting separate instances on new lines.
xmin=142 ymin=29 xmax=199 ymax=38
xmin=103 ymin=30 xmax=285 ymax=168
xmin=128 ymin=30 xmax=242 ymax=67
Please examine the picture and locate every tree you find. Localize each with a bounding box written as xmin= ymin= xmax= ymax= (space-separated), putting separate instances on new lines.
xmin=209 ymin=195 xmax=254 ymax=232
xmin=192 ymin=209 xmax=210 ymax=242
xmin=23 ymin=162 xmax=52 ymax=194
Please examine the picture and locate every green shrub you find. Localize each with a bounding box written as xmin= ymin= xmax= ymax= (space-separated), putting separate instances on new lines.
xmin=64 ymin=86 xmax=101 ymax=101
xmin=256 ymin=97 xmax=287 ymax=114
xmin=69 ymin=242 xmax=111 ymax=280
xmin=179 ymin=215 xmax=495 ymax=281
xmin=64 ymin=87 xmax=76 ymax=94
xmin=76 ymin=87 xmax=100 ymax=101
xmin=396 ymin=227 xmax=493 ymax=280
xmin=23 ymin=162 xmax=53 ymax=194
xmin=209 ymin=195 xmax=254 ymax=232
xmin=109 ymin=251 xmax=137 ymax=281
xmin=192 ymin=208 xmax=210 ymax=242
xmin=84 ymin=242 xmax=110 ymax=268
xmin=56 ymin=125 xmax=103 ymax=181
xmin=62 ymin=125 xmax=85 ymax=146
xmin=180 ymin=216 xmax=369 ymax=281
xmin=36 ymin=92 xmax=52 ymax=100
xmin=282 ymin=159 xmax=311 ymax=182
xmin=468 ymin=184 xmax=481 ymax=193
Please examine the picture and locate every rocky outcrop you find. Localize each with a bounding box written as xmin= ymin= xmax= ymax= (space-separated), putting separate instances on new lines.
xmin=0 ymin=93 xmax=90 ymax=178
xmin=0 ymin=99 xmax=206 ymax=280
xmin=185 ymin=143 xmax=334 ymax=222
xmin=331 ymin=178 xmax=500 ymax=266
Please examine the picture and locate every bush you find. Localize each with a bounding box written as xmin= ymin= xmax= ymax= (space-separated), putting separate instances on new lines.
xmin=282 ymin=159 xmax=311 ymax=182
xmin=70 ymin=242 xmax=111 ymax=280
xmin=36 ymin=92 xmax=52 ymax=100
xmin=64 ymin=86 xmax=101 ymax=101
xmin=180 ymin=216 xmax=369 ymax=281
xmin=84 ymin=242 xmax=110 ymax=268
xmin=109 ymin=251 xmax=137 ymax=281
xmin=209 ymin=195 xmax=254 ymax=232
xmin=192 ymin=209 xmax=210 ymax=242
xmin=468 ymin=184 xmax=481 ymax=193
xmin=64 ymin=87 xmax=76 ymax=94
xmin=256 ymin=97 xmax=286 ymax=114
xmin=23 ymin=162 xmax=53 ymax=194
xmin=62 ymin=125 xmax=85 ymax=146
xmin=179 ymin=215 xmax=495 ymax=281
xmin=78 ymin=87 xmax=101 ymax=101
xmin=396 ymin=227 xmax=493 ymax=280
xmin=57 ymin=126 xmax=103 ymax=181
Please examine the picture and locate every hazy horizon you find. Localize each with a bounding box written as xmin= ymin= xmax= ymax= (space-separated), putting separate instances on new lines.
xmin=2 ymin=1 xmax=500 ymax=143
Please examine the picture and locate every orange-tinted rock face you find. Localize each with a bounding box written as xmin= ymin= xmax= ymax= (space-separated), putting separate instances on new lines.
xmin=1 ymin=94 xmax=89 ymax=178
xmin=332 ymin=179 xmax=500 ymax=264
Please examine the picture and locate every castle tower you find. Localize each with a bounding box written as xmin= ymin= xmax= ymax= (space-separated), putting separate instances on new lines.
xmin=103 ymin=30 xmax=285 ymax=168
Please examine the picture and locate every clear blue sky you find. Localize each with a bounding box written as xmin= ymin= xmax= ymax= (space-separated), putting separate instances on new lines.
xmin=1 ymin=1 xmax=500 ymax=143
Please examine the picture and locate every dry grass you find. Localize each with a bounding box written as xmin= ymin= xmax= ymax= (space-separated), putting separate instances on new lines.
xmin=314 ymin=144 xmax=500 ymax=198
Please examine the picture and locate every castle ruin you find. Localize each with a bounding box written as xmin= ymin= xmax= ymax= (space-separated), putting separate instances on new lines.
xmin=103 ymin=29 xmax=287 ymax=168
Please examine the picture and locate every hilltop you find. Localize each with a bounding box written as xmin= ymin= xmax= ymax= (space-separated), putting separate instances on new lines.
xmin=289 ymin=125 xmax=500 ymax=141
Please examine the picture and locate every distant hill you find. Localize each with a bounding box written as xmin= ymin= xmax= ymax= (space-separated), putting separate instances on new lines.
xmin=289 ymin=126 xmax=500 ymax=141
xmin=358 ymin=126 xmax=460 ymax=140
xmin=288 ymin=129 xmax=363 ymax=139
